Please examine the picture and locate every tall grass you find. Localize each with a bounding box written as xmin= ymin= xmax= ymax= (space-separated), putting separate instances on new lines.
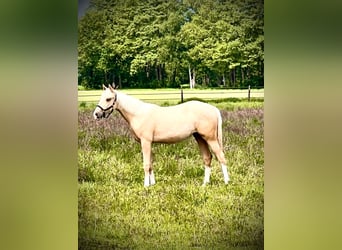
xmin=78 ymin=100 xmax=264 ymax=249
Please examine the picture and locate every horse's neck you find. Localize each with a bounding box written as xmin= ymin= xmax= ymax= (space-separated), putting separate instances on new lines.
xmin=115 ymin=92 xmax=154 ymax=124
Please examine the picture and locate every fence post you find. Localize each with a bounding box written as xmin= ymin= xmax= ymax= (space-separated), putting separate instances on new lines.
xmin=180 ymin=87 xmax=184 ymax=103
xmin=248 ymin=85 xmax=251 ymax=102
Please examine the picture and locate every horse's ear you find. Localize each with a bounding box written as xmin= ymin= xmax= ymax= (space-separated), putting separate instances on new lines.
xmin=110 ymin=82 xmax=119 ymax=90
xmin=111 ymin=82 xmax=119 ymax=89
xmin=102 ymin=84 xmax=107 ymax=90
xmin=108 ymin=84 xmax=115 ymax=92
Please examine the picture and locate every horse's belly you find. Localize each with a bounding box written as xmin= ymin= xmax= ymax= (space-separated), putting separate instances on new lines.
xmin=152 ymin=125 xmax=194 ymax=143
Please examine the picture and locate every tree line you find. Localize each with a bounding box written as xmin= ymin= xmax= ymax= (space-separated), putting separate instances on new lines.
xmin=78 ymin=0 xmax=264 ymax=89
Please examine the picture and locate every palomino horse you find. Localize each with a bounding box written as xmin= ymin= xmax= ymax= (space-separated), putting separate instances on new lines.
xmin=93 ymin=85 xmax=230 ymax=187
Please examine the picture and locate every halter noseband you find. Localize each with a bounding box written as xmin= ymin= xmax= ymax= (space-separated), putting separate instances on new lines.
xmin=96 ymin=93 xmax=117 ymax=118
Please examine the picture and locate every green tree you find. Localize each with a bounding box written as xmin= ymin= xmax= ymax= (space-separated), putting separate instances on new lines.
xmin=78 ymin=0 xmax=264 ymax=89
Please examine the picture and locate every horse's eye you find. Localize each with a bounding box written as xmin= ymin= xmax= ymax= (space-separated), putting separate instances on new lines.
xmin=106 ymin=98 xmax=112 ymax=102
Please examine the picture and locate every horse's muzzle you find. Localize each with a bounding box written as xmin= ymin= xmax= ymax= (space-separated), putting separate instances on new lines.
xmin=94 ymin=111 xmax=103 ymax=119
xmin=93 ymin=107 xmax=113 ymax=120
xmin=93 ymin=107 xmax=103 ymax=120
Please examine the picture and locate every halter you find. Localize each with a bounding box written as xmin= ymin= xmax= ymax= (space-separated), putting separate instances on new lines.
xmin=96 ymin=93 xmax=117 ymax=118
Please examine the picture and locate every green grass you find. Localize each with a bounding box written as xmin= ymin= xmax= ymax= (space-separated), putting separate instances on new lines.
xmin=78 ymin=88 xmax=264 ymax=106
xmin=78 ymin=88 xmax=264 ymax=112
xmin=78 ymin=100 xmax=264 ymax=249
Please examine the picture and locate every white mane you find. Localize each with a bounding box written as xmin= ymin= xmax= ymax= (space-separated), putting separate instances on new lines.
xmin=115 ymin=91 xmax=157 ymax=114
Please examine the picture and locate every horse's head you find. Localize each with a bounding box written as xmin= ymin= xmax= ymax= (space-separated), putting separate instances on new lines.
xmin=93 ymin=84 xmax=117 ymax=120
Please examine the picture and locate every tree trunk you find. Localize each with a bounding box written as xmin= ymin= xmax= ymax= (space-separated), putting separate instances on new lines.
xmin=188 ymin=66 xmax=196 ymax=89
xmin=158 ymin=64 xmax=162 ymax=81
xmin=246 ymin=67 xmax=250 ymax=81
xmin=161 ymin=63 xmax=165 ymax=85
xmin=172 ymin=68 xmax=176 ymax=85
xmin=205 ymin=74 xmax=209 ymax=86
xmin=119 ymin=74 xmax=122 ymax=88
xmin=241 ymin=67 xmax=244 ymax=84
xmin=193 ymin=69 xmax=196 ymax=88
xmin=104 ymin=71 xmax=107 ymax=84
xmin=230 ymin=68 xmax=236 ymax=87
xmin=188 ymin=66 xmax=192 ymax=88
xmin=226 ymin=70 xmax=230 ymax=87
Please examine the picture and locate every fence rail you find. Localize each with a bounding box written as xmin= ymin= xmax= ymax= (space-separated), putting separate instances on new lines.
xmin=78 ymin=87 xmax=264 ymax=104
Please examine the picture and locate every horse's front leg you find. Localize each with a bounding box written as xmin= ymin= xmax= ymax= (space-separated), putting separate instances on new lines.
xmin=141 ymin=139 xmax=155 ymax=187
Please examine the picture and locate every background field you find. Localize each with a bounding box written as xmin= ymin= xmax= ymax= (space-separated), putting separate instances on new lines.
xmin=78 ymin=88 xmax=264 ymax=106
xmin=78 ymin=95 xmax=264 ymax=249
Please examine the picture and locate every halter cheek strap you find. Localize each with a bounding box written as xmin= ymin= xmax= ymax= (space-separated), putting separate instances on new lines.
xmin=96 ymin=104 xmax=113 ymax=112
xmin=96 ymin=105 xmax=113 ymax=118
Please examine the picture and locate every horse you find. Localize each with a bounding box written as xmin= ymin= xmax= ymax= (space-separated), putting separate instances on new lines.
xmin=93 ymin=84 xmax=230 ymax=187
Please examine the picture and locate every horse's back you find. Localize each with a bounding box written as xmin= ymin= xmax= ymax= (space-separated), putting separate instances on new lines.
xmin=180 ymin=100 xmax=219 ymax=117
xmin=157 ymin=100 xmax=219 ymax=129
xmin=169 ymin=100 xmax=217 ymax=112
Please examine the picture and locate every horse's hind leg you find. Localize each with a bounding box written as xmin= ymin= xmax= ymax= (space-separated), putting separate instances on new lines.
xmin=207 ymin=140 xmax=230 ymax=184
xmin=193 ymin=133 xmax=212 ymax=186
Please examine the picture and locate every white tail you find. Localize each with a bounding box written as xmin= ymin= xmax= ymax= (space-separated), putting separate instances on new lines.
xmin=216 ymin=108 xmax=223 ymax=149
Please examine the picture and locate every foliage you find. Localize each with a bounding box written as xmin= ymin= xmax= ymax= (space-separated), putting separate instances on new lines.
xmin=78 ymin=0 xmax=264 ymax=89
xmin=78 ymin=100 xmax=264 ymax=249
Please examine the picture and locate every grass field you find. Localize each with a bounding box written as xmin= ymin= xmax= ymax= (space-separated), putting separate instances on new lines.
xmin=78 ymin=97 xmax=264 ymax=249
xmin=78 ymin=88 xmax=264 ymax=106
